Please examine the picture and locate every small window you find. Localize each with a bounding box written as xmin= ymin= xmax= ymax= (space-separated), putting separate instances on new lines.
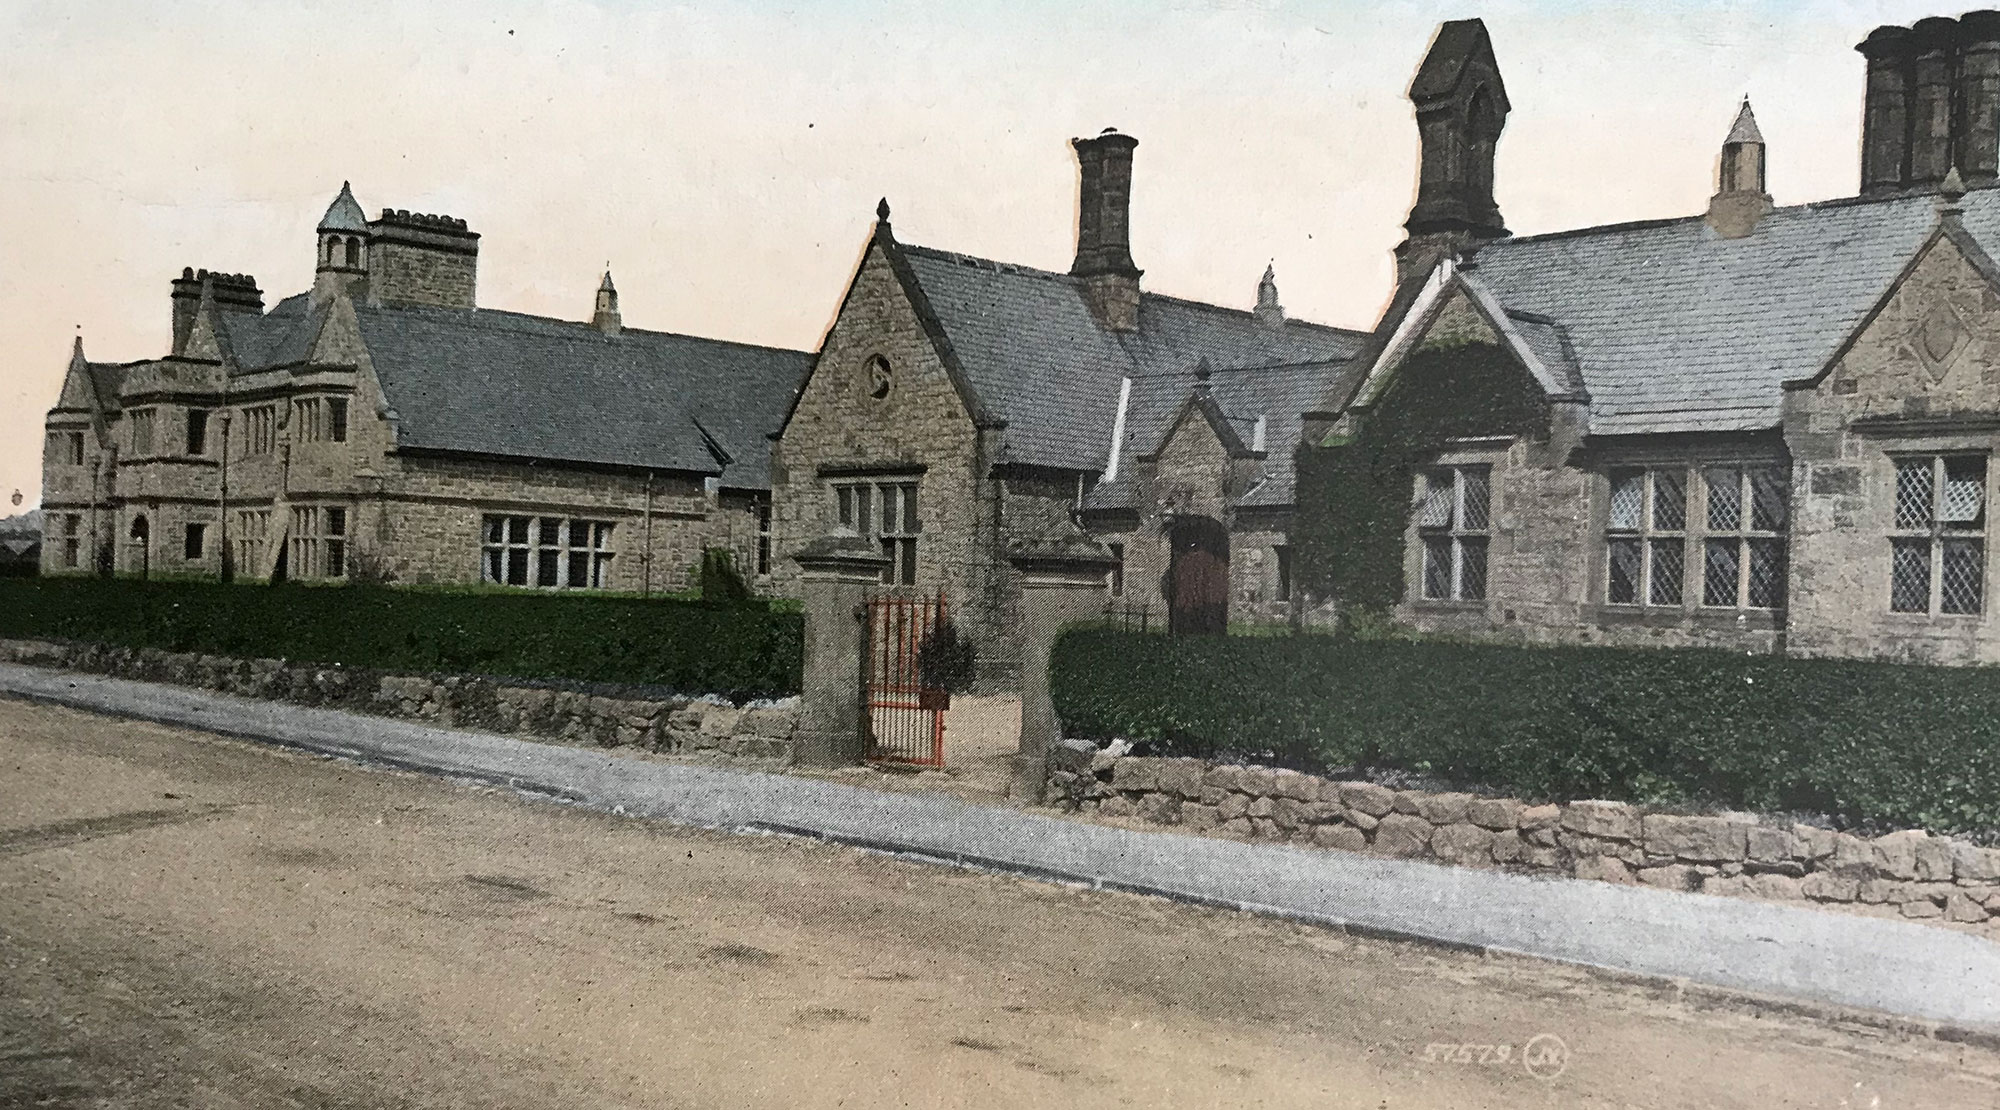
xmin=60 ymin=513 xmax=82 ymax=568
xmin=327 ymin=398 xmax=348 ymax=443
xmin=1275 ymin=544 xmax=1293 ymax=602
xmin=481 ymin=514 xmax=614 ymax=589
xmin=185 ymin=409 xmax=208 ymax=456
xmin=129 ymin=409 xmax=156 ymax=456
xmin=1418 ymin=466 xmax=1490 ymax=602
xmin=345 ymin=237 xmax=360 ymax=267
xmin=67 ymin=431 xmax=85 ymax=464
xmin=1891 ymin=455 xmax=1985 ymax=615
xmin=184 ymin=522 xmax=206 ymax=560
xmin=1606 ymin=468 xmax=1687 ymax=607
xmin=1108 ymin=542 xmax=1126 ymax=597
xmin=755 ymin=498 xmax=773 ymax=577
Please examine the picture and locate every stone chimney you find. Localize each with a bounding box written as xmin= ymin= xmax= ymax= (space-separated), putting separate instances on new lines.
xmin=1708 ymin=101 xmax=1773 ymax=239
xmin=1858 ymin=12 xmax=2000 ymax=196
xmin=593 ymin=270 xmax=621 ymax=336
xmin=173 ymin=269 xmax=263 ymax=356
xmin=1397 ymin=19 xmax=1511 ymax=283
xmin=1070 ymin=128 xmax=1142 ymax=332
xmin=366 ymin=208 xmax=479 ymax=309
xmin=1253 ymin=264 xmax=1285 ymax=327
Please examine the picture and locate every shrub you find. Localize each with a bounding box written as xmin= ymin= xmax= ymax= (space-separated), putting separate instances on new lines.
xmin=0 ymin=577 xmax=801 ymax=701
xmin=697 ymin=548 xmax=752 ymax=603
xmin=1050 ymin=628 xmax=2000 ymax=835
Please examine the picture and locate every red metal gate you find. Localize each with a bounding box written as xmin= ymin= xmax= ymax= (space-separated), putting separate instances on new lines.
xmin=863 ymin=592 xmax=949 ymax=767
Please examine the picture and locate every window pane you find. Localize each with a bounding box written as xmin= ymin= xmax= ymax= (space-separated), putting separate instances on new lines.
xmin=485 ymin=517 xmax=503 ymax=544
xmin=1653 ymin=470 xmax=1686 ymax=531
xmin=536 ymin=549 xmax=559 ymax=586
xmin=856 ymin=485 xmax=872 ymax=535
xmin=837 ymin=486 xmax=853 ymax=527
xmin=901 ymin=538 xmax=918 ymax=585
xmin=508 ymin=517 xmax=529 ymax=545
xmin=1458 ymin=537 xmax=1488 ymax=600
xmin=1942 ymin=539 xmax=1984 ymax=614
xmin=507 ymin=548 xmax=529 ymax=586
xmin=1895 ymin=460 xmax=1934 ymax=529
xmin=1706 ymin=468 xmax=1742 ymax=531
xmin=483 ymin=548 xmax=503 ymax=583
xmin=326 ymin=508 xmax=345 ymax=536
xmin=1418 ymin=472 xmax=1452 ymax=529
xmin=903 ymin=485 xmax=919 ymax=533
xmin=570 ymin=520 xmax=591 ymax=547
xmin=1459 ymin=469 xmax=1490 ymax=531
xmin=1609 ymin=470 xmax=1644 ymax=531
xmin=326 ymin=540 xmax=345 ymax=578
xmin=1423 ymin=536 xmax=1453 ymax=599
xmin=1608 ymin=538 xmax=1641 ymax=604
xmin=1890 ymin=538 xmax=1930 ymax=612
xmin=1649 ymin=539 xmax=1683 ymax=605
xmin=1942 ymin=458 xmax=1986 ymax=526
xmin=1703 ymin=539 xmax=1740 ymax=607
xmin=593 ymin=553 xmax=613 ymax=588
xmin=1749 ymin=468 xmax=1788 ymax=532
xmin=538 ymin=518 xmax=561 ymax=546
xmin=879 ymin=485 xmax=897 ymax=533
xmin=568 ymin=552 xmax=589 ymax=587
xmin=879 ymin=538 xmax=897 ymax=584
xmin=1747 ymin=539 xmax=1786 ymax=609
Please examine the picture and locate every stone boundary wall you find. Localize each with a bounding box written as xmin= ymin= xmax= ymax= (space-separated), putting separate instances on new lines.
xmin=1048 ymin=749 xmax=2000 ymax=936
xmin=0 ymin=639 xmax=798 ymax=765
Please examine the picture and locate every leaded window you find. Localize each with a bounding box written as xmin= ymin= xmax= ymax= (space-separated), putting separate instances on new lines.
xmin=1701 ymin=466 xmax=1789 ymax=610
xmin=128 ymin=408 xmax=156 ymax=456
xmin=1890 ymin=455 xmax=1985 ymax=615
xmin=59 ymin=513 xmax=81 ymax=568
xmin=480 ymin=515 xmax=614 ymax=589
xmin=1418 ymin=466 xmax=1490 ymax=602
xmin=289 ymin=506 xmax=347 ymax=579
xmin=1606 ymin=468 xmax=1687 ymax=606
xmin=233 ymin=509 xmax=269 ymax=573
xmin=834 ymin=479 xmax=920 ymax=586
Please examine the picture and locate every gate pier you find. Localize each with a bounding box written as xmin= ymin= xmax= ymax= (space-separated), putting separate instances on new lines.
xmin=1007 ymin=535 xmax=1115 ymax=802
xmin=792 ymin=534 xmax=889 ymax=767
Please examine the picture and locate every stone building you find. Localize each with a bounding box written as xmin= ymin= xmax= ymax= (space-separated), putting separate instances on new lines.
xmin=1323 ymin=13 xmax=2000 ymax=664
xmin=769 ymin=134 xmax=1367 ymax=680
xmin=41 ymin=184 xmax=809 ymax=592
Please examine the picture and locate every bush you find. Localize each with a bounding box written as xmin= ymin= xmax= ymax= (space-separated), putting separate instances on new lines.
xmin=697 ymin=548 xmax=752 ymax=603
xmin=0 ymin=577 xmax=802 ymax=702
xmin=1050 ymin=628 xmax=2000 ymax=835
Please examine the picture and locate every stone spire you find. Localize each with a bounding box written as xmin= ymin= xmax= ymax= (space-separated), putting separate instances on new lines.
xmin=1253 ymin=263 xmax=1284 ymax=327
xmin=1397 ymin=19 xmax=1511 ymax=283
xmin=1708 ymin=99 xmax=1773 ymax=239
xmin=593 ymin=268 xmax=621 ymax=336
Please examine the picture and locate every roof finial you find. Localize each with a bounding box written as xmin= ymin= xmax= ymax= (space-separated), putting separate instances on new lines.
xmin=876 ymin=197 xmax=891 ymax=222
xmin=1254 ymin=263 xmax=1284 ymax=327
xmin=1942 ymin=164 xmax=1968 ymax=204
xmin=1193 ymin=357 xmax=1212 ymax=384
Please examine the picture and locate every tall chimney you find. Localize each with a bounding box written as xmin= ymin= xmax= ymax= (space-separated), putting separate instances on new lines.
xmin=1962 ymin=10 xmax=2000 ymax=185
xmin=1910 ymin=16 xmax=1960 ymax=188
xmin=1859 ymin=25 xmax=1914 ymax=196
xmin=1070 ymin=128 xmax=1142 ymax=332
xmin=171 ymin=267 xmax=202 ymax=356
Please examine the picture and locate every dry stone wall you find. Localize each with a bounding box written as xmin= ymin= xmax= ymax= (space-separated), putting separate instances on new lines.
xmin=0 ymin=638 xmax=797 ymax=764
xmin=1049 ymin=748 xmax=2000 ymax=937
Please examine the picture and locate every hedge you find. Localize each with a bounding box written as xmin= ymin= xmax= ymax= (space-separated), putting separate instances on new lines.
xmin=0 ymin=577 xmax=802 ymax=701
xmin=1050 ymin=628 xmax=2000 ymax=836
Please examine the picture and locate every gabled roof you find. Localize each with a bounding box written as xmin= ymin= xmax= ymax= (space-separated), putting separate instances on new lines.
xmin=1385 ymin=187 xmax=2000 ymax=435
xmin=353 ymin=303 xmax=810 ymax=485
xmin=892 ymin=238 xmax=1367 ymax=471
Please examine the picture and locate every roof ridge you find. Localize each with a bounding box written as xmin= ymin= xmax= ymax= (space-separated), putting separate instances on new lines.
xmin=900 ymin=242 xmax=1075 ymax=282
xmin=1125 ymin=358 xmax=1349 ymax=380
xmin=1491 ymin=187 xmax=1954 ymax=249
xmin=358 ymin=303 xmax=809 ymax=357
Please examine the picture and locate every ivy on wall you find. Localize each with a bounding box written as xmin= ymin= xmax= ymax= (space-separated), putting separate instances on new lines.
xmin=1292 ymin=341 xmax=1550 ymax=620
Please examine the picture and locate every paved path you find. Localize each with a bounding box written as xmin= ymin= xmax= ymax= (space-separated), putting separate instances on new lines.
xmin=6 ymin=661 xmax=1999 ymax=1034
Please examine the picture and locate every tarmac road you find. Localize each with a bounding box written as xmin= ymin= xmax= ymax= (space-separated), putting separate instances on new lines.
xmin=3 ymin=697 xmax=1997 ymax=1109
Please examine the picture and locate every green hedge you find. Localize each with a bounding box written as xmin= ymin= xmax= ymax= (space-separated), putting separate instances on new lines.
xmin=1051 ymin=628 xmax=2000 ymax=835
xmin=0 ymin=578 xmax=802 ymax=701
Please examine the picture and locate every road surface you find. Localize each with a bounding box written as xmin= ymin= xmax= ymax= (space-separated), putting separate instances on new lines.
xmin=3 ymin=697 xmax=1996 ymax=1108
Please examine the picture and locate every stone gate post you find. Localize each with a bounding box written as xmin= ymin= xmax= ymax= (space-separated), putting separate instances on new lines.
xmin=792 ymin=534 xmax=890 ymax=768
xmin=1008 ymin=535 xmax=1115 ymax=801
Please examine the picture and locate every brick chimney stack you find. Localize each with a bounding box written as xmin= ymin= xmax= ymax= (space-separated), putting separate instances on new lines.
xmin=1070 ymin=128 xmax=1142 ymax=332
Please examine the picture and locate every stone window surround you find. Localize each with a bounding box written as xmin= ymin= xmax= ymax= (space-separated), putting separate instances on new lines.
xmin=1599 ymin=463 xmax=1789 ymax=614
xmin=1411 ymin=447 xmax=1498 ymax=606
xmin=830 ymin=475 xmax=921 ymax=587
xmin=291 ymin=395 xmax=350 ymax=445
xmin=45 ymin=427 xmax=86 ymax=466
xmin=1888 ymin=451 xmax=1988 ymax=618
xmin=290 ymin=504 xmax=349 ymax=580
xmin=1583 ymin=452 xmax=1790 ymax=622
xmin=480 ymin=514 xmax=615 ymax=590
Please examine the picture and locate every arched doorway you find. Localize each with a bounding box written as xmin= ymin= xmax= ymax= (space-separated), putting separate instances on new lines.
xmin=1167 ymin=516 xmax=1229 ymax=636
xmin=128 ymin=515 xmax=150 ymax=580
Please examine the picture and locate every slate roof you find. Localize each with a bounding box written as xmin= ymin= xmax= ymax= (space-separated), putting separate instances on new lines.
xmin=1455 ymin=187 xmax=2000 ymax=435
xmin=897 ymin=242 xmax=1367 ymax=476
xmin=352 ymin=304 xmax=809 ymax=485
xmin=317 ymin=183 xmax=370 ymax=233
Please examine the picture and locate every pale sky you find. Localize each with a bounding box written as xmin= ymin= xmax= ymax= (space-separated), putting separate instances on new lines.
xmin=0 ymin=0 xmax=1968 ymax=511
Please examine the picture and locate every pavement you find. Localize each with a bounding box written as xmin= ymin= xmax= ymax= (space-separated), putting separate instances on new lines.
xmin=6 ymin=660 xmax=2000 ymax=1036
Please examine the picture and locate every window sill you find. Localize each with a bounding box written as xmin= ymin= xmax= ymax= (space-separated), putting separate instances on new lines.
xmin=1592 ymin=605 xmax=1784 ymax=631
xmin=1410 ymin=598 xmax=1486 ymax=612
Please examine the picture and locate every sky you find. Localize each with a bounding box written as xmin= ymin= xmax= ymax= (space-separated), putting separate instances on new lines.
xmin=0 ymin=0 xmax=1971 ymax=511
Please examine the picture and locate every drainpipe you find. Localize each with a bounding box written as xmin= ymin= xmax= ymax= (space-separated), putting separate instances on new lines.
xmin=217 ymin=408 xmax=233 ymax=583
xmin=642 ymin=470 xmax=655 ymax=598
